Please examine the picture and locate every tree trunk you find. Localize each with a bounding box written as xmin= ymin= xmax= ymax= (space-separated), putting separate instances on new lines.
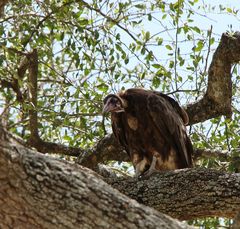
xmin=0 ymin=126 xmax=192 ymax=229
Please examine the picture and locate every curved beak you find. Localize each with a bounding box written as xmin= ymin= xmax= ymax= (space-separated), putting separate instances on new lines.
xmin=102 ymin=103 xmax=125 ymax=114
xmin=102 ymin=103 xmax=113 ymax=114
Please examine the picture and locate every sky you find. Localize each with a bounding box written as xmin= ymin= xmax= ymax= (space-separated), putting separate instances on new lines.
xmin=194 ymin=1 xmax=240 ymax=34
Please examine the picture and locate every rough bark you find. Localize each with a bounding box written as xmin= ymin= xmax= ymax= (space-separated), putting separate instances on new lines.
xmin=0 ymin=126 xmax=192 ymax=229
xmin=78 ymin=133 xmax=130 ymax=168
xmin=27 ymin=49 xmax=40 ymax=141
xmin=106 ymin=168 xmax=240 ymax=220
xmin=186 ymin=32 xmax=240 ymax=124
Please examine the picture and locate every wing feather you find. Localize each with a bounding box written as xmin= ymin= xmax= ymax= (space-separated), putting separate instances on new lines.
xmin=111 ymin=113 xmax=130 ymax=156
xmin=147 ymin=93 xmax=192 ymax=167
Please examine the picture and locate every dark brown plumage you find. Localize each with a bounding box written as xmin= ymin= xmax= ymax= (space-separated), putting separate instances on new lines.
xmin=103 ymin=88 xmax=193 ymax=177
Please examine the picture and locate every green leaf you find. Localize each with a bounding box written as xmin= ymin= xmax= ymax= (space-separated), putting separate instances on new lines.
xmin=194 ymin=40 xmax=204 ymax=52
xmin=152 ymin=64 xmax=161 ymax=69
xmin=169 ymin=60 xmax=174 ymax=68
xmin=145 ymin=31 xmax=150 ymax=41
xmin=134 ymin=4 xmax=146 ymax=9
xmin=165 ymin=44 xmax=173 ymax=50
xmin=152 ymin=76 xmax=160 ymax=88
xmin=148 ymin=14 xmax=152 ymax=21
xmin=192 ymin=26 xmax=201 ymax=34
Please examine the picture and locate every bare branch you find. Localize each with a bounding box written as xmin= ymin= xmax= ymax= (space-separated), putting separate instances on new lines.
xmin=30 ymin=139 xmax=86 ymax=157
xmin=77 ymin=132 xmax=239 ymax=169
xmin=78 ymin=0 xmax=156 ymax=60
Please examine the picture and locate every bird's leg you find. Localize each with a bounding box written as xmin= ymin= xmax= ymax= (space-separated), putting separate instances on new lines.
xmin=141 ymin=155 xmax=158 ymax=178
xmin=134 ymin=158 xmax=148 ymax=178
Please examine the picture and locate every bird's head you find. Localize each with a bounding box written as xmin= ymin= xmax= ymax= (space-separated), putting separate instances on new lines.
xmin=103 ymin=94 xmax=126 ymax=114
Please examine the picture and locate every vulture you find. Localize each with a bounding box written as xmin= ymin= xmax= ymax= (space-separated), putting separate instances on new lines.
xmin=103 ymin=88 xmax=193 ymax=177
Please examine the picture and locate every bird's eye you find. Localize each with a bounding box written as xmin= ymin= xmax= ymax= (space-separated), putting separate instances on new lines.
xmin=111 ymin=98 xmax=118 ymax=103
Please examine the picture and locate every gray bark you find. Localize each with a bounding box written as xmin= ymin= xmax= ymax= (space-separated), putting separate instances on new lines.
xmin=0 ymin=126 xmax=192 ymax=229
xmin=106 ymin=168 xmax=240 ymax=220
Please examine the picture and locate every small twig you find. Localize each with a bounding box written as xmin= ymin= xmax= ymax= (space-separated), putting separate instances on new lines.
xmin=22 ymin=1 xmax=74 ymax=49
xmin=78 ymin=0 xmax=157 ymax=61
xmin=203 ymin=25 xmax=213 ymax=77
xmin=166 ymin=89 xmax=198 ymax=95
xmin=224 ymin=120 xmax=231 ymax=152
xmin=174 ymin=0 xmax=180 ymax=91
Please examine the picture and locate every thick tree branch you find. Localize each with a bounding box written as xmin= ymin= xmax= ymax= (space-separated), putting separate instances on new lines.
xmin=106 ymin=168 xmax=240 ymax=220
xmin=0 ymin=126 xmax=191 ymax=229
xmin=193 ymin=148 xmax=230 ymax=160
xmin=186 ymin=32 xmax=240 ymax=124
xmin=31 ymin=139 xmax=86 ymax=157
xmin=78 ymin=134 xmax=130 ymax=168
xmin=1 ymin=126 xmax=239 ymax=225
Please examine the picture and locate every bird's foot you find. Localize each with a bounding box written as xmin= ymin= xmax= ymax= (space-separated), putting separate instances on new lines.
xmin=137 ymin=156 xmax=158 ymax=179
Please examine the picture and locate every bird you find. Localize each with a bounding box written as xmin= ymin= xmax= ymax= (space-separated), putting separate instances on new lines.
xmin=103 ymin=88 xmax=193 ymax=177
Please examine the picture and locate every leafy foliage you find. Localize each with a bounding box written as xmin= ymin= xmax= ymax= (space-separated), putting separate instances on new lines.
xmin=0 ymin=0 xmax=240 ymax=227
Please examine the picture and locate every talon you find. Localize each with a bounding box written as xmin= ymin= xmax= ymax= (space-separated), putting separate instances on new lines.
xmin=141 ymin=156 xmax=158 ymax=178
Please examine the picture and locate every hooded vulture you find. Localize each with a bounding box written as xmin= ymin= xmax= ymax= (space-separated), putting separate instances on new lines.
xmin=103 ymin=88 xmax=193 ymax=177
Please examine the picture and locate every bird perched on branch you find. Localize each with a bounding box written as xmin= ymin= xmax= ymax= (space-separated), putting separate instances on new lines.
xmin=103 ymin=88 xmax=193 ymax=177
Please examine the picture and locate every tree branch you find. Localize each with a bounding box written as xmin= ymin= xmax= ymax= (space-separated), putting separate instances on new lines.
xmin=193 ymin=148 xmax=230 ymax=160
xmin=106 ymin=168 xmax=240 ymax=220
xmin=0 ymin=78 xmax=24 ymax=102
xmin=186 ymin=32 xmax=240 ymax=124
xmin=27 ymin=49 xmax=40 ymax=141
xmin=78 ymin=134 xmax=130 ymax=168
xmin=1 ymin=125 xmax=239 ymax=225
xmin=78 ymin=132 xmax=237 ymax=169
xmin=0 ymin=126 xmax=192 ymax=229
